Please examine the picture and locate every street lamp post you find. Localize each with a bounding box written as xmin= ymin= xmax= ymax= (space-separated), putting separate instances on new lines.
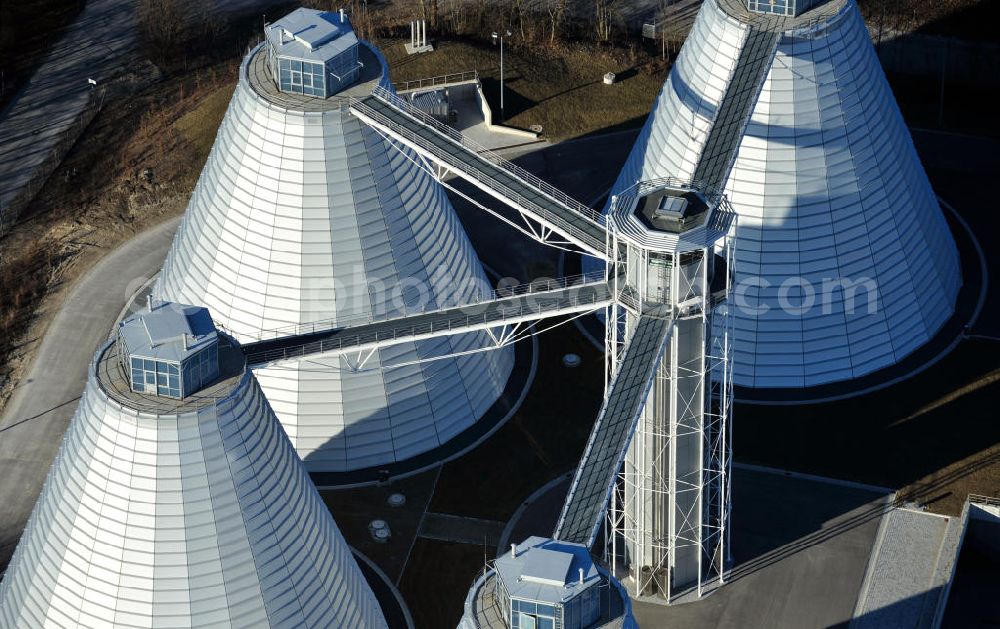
xmin=491 ymin=30 xmax=512 ymax=122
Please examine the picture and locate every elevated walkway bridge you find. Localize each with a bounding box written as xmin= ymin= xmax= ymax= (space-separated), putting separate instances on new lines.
xmin=246 ymin=76 xmax=744 ymax=553
xmin=554 ymin=313 xmax=673 ymax=547
xmin=349 ymin=86 xmax=610 ymax=259
xmin=693 ymin=20 xmax=780 ymax=191
xmin=241 ymin=275 xmax=613 ymax=367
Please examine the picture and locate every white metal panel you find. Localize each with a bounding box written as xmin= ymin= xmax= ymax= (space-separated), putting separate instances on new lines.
xmin=598 ymin=0 xmax=960 ymax=388
xmin=155 ymin=44 xmax=513 ymax=471
xmin=0 ymin=356 xmax=387 ymax=628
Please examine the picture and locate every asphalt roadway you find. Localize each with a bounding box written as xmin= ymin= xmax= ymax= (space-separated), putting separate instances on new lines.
xmin=0 ymin=216 xmax=180 ymax=570
xmin=0 ymin=0 xmax=137 ymax=228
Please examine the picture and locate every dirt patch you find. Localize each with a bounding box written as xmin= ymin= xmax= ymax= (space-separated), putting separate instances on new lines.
xmin=381 ymin=37 xmax=666 ymax=140
xmin=858 ymin=0 xmax=1000 ymax=42
xmin=174 ymin=83 xmax=237 ymax=161
xmin=0 ymin=62 xmax=240 ymax=412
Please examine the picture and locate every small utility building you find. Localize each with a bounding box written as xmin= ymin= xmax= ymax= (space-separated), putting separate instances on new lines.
xmin=265 ymin=7 xmax=361 ymax=97
xmin=494 ymin=537 xmax=602 ymax=629
xmin=117 ymin=302 xmax=219 ymax=399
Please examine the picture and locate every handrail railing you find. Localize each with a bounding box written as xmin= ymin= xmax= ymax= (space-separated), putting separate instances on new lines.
xmin=395 ymin=70 xmax=479 ymax=92
xmin=237 ymin=272 xmax=607 ymax=343
xmin=243 ymin=279 xmax=611 ymax=365
xmin=970 ymin=494 xmax=1000 ymax=508
xmin=350 ymin=92 xmax=606 ymax=253
xmin=364 ymin=85 xmax=604 ymax=225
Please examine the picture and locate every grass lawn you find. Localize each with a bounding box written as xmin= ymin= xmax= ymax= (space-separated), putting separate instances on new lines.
xmin=174 ymin=83 xmax=237 ymax=162
xmin=380 ymin=38 xmax=666 ymax=140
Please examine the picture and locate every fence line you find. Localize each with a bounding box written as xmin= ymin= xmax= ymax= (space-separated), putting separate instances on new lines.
xmin=395 ymin=70 xmax=479 ymax=92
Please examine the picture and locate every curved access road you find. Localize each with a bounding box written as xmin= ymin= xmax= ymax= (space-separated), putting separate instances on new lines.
xmin=0 ymin=217 xmax=180 ymax=571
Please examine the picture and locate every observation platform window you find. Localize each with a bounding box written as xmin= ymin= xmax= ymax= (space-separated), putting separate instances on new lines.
xmin=747 ymin=0 xmax=822 ymax=16
xmin=116 ymin=301 xmax=220 ymax=400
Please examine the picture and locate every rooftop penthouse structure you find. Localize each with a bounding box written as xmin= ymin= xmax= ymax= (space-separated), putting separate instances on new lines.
xmin=117 ymin=301 xmax=218 ymax=399
xmin=264 ymin=8 xmax=361 ymax=97
xmin=460 ymin=537 xmax=637 ymax=629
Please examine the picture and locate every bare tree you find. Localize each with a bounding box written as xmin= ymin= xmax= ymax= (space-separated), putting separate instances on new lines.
xmin=595 ymin=0 xmax=619 ymax=42
xmin=546 ymin=0 xmax=568 ymax=43
xmin=137 ymin=0 xmax=188 ymax=64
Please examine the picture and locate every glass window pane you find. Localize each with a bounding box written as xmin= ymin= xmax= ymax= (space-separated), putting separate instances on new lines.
xmin=145 ymin=372 xmax=155 ymax=385
xmin=143 ymin=359 xmax=154 ymax=371
xmin=279 ymin=58 xmax=289 ymax=69
xmin=168 ymin=363 xmax=179 ymax=375
xmin=131 ymin=357 xmax=142 ymax=369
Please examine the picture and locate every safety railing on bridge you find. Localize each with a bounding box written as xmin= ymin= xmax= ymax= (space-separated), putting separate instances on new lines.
xmin=373 ymin=85 xmax=601 ymax=221
xmin=350 ymin=87 xmax=607 ymax=253
xmin=243 ymin=276 xmax=612 ymax=365
xmin=970 ymin=494 xmax=1000 ymax=508
xmin=238 ymin=272 xmax=608 ymax=343
xmin=395 ymin=70 xmax=479 ymax=92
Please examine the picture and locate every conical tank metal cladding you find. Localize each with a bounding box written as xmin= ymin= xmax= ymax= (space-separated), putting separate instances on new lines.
xmin=154 ymin=9 xmax=513 ymax=472
xmin=605 ymin=0 xmax=961 ymax=388
xmin=0 ymin=303 xmax=388 ymax=628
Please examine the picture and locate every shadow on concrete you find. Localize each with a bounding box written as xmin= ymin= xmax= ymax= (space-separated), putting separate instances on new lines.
xmin=305 ymin=338 xmax=533 ymax=488
xmin=479 ymin=76 xmax=536 ymax=121
xmin=0 ymin=396 xmax=80 ymax=433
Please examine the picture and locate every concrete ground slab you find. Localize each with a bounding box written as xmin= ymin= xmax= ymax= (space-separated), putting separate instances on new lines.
xmin=418 ymin=512 xmax=506 ymax=546
xmin=502 ymin=467 xmax=890 ymax=629
xmin=852 ymin=507 xmax=959 ymax=629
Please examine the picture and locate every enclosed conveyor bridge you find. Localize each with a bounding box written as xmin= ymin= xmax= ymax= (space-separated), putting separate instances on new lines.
xmin=553 ymin=314 xmax=673 ymax=547
xmin=242 ymin=276 xmax=613 ymax=366
xmin=349 ymin=87 xmax=609 ymax=258
xmin=693 ymin=20 xmax=780 ymax=190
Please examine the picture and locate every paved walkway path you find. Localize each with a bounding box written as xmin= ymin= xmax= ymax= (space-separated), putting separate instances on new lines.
xmin=0 ymin=0 xmax=138 ymax=229
xmin=851 ymin=506 xmax=962 ymax=629
xmin=0 ymin=217 xmax=179 ymax=570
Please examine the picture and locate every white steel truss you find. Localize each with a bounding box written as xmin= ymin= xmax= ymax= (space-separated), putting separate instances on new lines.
xmin=605 ymin=215 xmax=735 ymax=603
xmin=368 ymin=124 xmax=589 ymax=255
xmin=347 ymin=86 xmax=740 ymax=605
